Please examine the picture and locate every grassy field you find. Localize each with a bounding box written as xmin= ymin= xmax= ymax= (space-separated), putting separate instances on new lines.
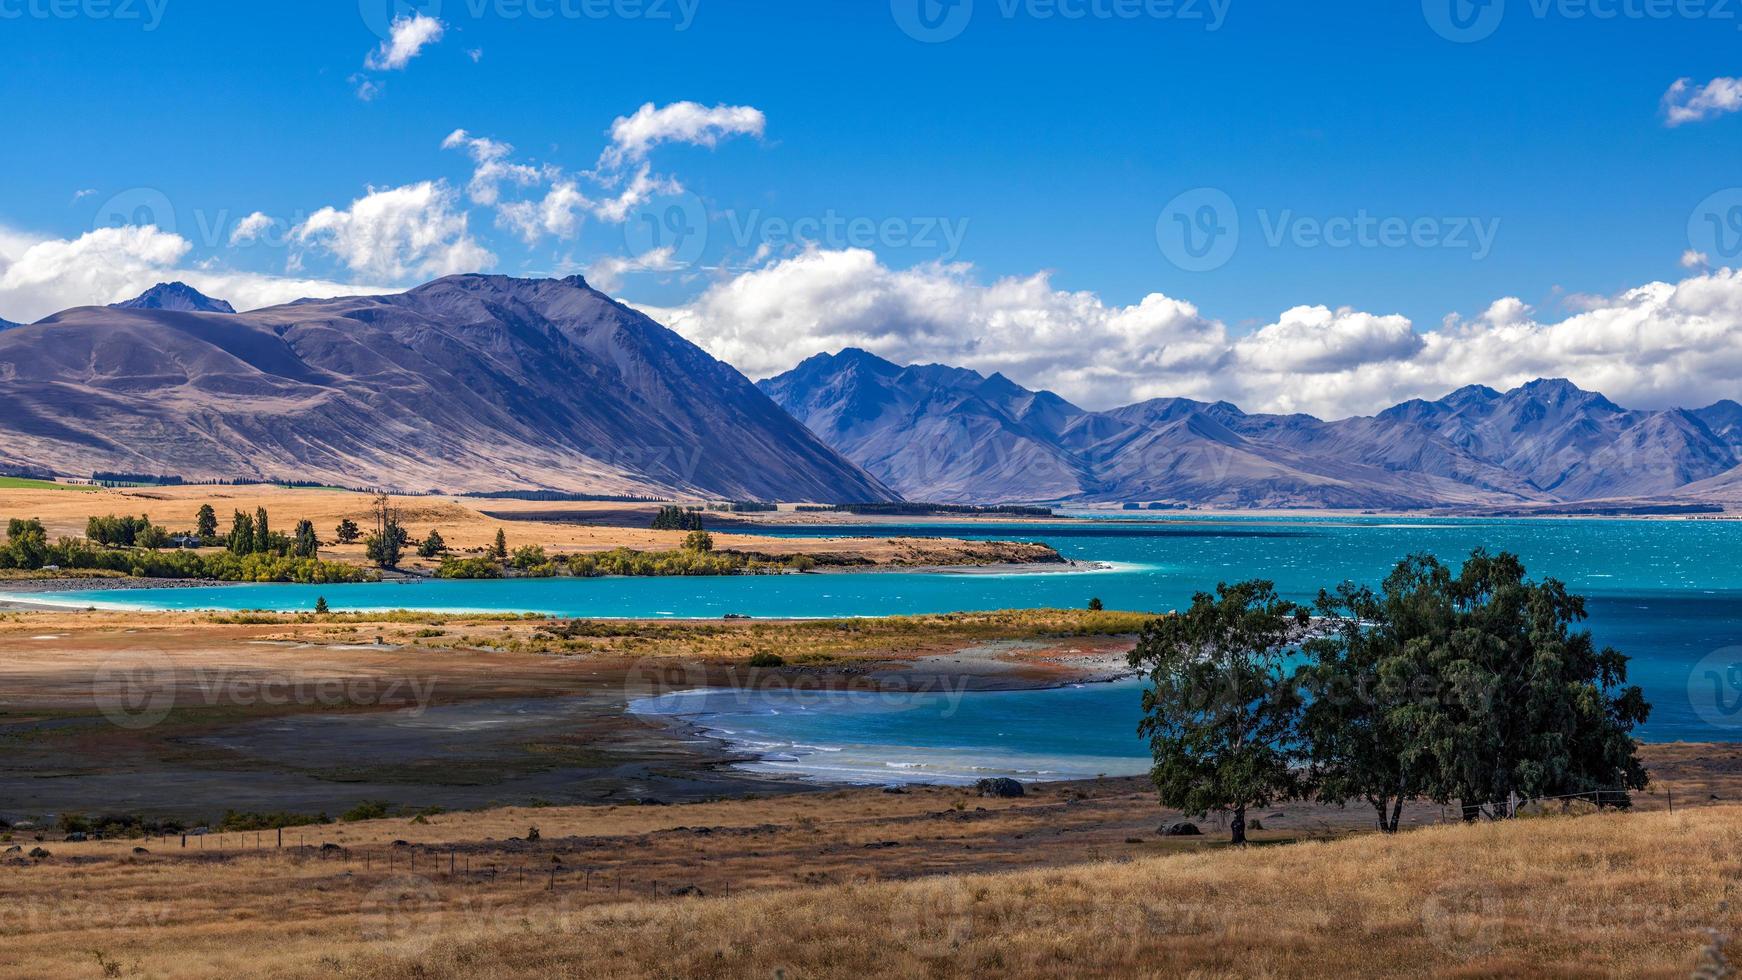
xmin=1 ymin=782 xmax=1736 ymax=978
xmin=0 ymin=476 xmax=94 ymax=491
xmin=0 ymin=485 xmax=1062 ymax=571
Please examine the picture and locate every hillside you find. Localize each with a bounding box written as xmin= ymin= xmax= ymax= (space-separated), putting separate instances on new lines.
xmin=0 ymin=277 xmax=895 ymax=502
xmin=763 ymin=350 xmax=1742 ymax=508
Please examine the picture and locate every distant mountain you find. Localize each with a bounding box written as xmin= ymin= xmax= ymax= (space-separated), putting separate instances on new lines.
xmin=0 ymin=275 xmax=895 ymax=501
xmin=112 ymin=281 xmax=237 ymax=314
xmin=758 ymin=349 xmax=1094 ymax=502
xmin=0 ymin=317 xmax=20 ymax=332
xmin=762 ymin=351 xmax=1740 ymax=508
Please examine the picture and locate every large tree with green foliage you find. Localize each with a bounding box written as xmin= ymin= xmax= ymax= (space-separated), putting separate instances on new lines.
xmin=363 ymin=492 xmax=406 ymax=569
xmin=292 ymin=519 xmax=319 ymax=559
xmin=1392 ymin=550 xmax=1650 ymax=819
xmin=196 ymin=504 xmax=218 ymax=541
xmin=227 ymin=511 xmax=255 ymax=555
xmin=1128 ymin=579 xmax=1310 ymax=844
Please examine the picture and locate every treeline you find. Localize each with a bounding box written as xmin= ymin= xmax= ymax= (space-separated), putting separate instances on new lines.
xmin=795 ymin=503 xmax=1055 ymax=517
xmin=2 ymin=512 xmax=369 ymax=583
xmin=650 ymin=505 xmax=705 ymax=531
xmin=434 ymin=531 xmax=813 ymax=579
xmin=1131 ymin=549 xmax=1650 ymax=843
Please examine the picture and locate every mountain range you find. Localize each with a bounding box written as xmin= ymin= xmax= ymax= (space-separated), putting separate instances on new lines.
xmin=0 ymin=276 xmax=894 ymax=501
xmin=2 ymin=276 xmax=1737 ymax=511
xmin=759 ymin=348 xmax=1742 ymax=509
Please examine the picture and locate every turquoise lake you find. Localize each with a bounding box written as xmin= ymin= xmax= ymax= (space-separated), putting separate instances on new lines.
xmin=12 ymin=515 xmax=1742 ymax=777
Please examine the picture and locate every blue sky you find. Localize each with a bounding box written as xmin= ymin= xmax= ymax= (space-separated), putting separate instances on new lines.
xmin=2 ymin=0 xmax=1741 ymax=415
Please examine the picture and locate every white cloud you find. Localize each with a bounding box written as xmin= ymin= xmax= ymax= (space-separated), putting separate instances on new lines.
xmin=600 ymin=101 xmax=766 ymax=168
xmin=497 ymin=181 xmax=592 ymax=243
xmin=229 ymin=211 xmax=275 ymax=245
xmin=70 ymin=188 xmax=97 ymax=203
xmin=587 ymin=246 xmax=682 ymax=292
xmin=649 ymin=247 xmax=1742 ymax=418
xmin=1662 ymin=76 xmax=1742 ymax=126
xmin=365 ymin=13 xmax=444 ymax=71
xmin=591 ymin=164 xmax=681 ymax=223
xmin=0 ymin=224 xmax=389 ymax=321
xmin=352 ymin=75 xmax=384 ymax=102
xmin=1683 ymin=249 xmax=1711 ymax=269
xmin=292 ymin=181 xmax=494 ymax=282
xmin=441 ymin=129 xmax=543 ymax=206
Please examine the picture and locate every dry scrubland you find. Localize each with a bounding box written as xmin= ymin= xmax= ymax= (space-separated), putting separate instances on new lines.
xmin=1 ymin=786 xmax=1738 ymax=978
xmin=0 ymin=485 xmax=1060 ymax=571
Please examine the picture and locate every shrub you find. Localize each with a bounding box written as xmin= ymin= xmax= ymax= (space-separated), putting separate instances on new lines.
xmin=340 ymin=800 xmax=391 ymax=822
xmin=748 ymin=652 xmax=785 ymax=668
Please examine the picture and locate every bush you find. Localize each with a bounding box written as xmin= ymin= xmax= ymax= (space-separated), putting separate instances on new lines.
xmin=340 ymin=800 xmax=391 ymax=822
xmin=437 ymin=556 xmax=503 ymax=579
xmin=747 ymin=652 xmax=785 ymax=668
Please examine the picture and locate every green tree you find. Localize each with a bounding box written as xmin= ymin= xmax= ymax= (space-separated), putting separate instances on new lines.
xmin=227 ymin=511 xmax=255 ymax=555
xmin=136 ymin=519 xmax=170 ymax=551
xmin=195 ymin=504 xmax=218 ymax=541
xmin=417 ymin=529 xmax=447 ymax=558
xmin=493 ymin=528 xmax=507 ymax=559
xmin=1088 ymin=597 xmax=1104 ymax=611
xmin=335 ymin=519 xmax=361 ymax=544
xmin=363 ymin=492 xmax=406 ymax=569
xmin=1128 ymin=579 xmax=1310 ymax=844
xmin=314 ymin=595 xmax=330 ymax=614
xmin=292 ymin=519 xmax=319 ymax=559
xmin=253 ymin=507 xmax=271 ymax=554
xmin=682 ymin=529 xmax=714 ymax=553
xmin=1298 ymin=567 xmax=1444 ymax=834
xmin=1392 ymin=550 xmax=1651 ymax=820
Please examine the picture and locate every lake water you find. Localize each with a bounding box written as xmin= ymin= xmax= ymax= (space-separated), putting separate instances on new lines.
xmin=12 ymin=515 xmax=1742 ymax=772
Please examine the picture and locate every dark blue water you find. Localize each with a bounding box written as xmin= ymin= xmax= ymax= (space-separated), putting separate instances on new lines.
xmin=12 ymin=516 xmax=1742 ymax=757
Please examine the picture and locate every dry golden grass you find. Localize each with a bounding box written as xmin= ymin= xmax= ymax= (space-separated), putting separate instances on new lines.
xmin=0 ymin=485 xmax=1060 ymax=571
xmin=3 ymin=789 xmax=1737 ymax=978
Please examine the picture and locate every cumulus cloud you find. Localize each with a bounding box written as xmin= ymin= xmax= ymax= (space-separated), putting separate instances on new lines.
xmin=441 ymin=129 xmax=543 ymax=206
xmin=591 ymin=164 xmax=681 ymax=223
xmin=1663 ymin=76 xmax=1742 ymax=126
xmin=600 ymin=101 xmax=766 ymax=169
xmin=1683 ymin=249 xmax=1711 ymax=269
xmin=291 ymin=181 xmax=494 ymax=281
xmin=365 ymin=13 xmax=444 ymax=71
xmin=497 ymin=181 xmax=592 ymax=244
xmin=229 ymin=211 xmax=275 ymax=245
xmin=0 ymin=224 xmax=389 ymax=321
xmin=649 ymin=247 xmax=1742 ymax=418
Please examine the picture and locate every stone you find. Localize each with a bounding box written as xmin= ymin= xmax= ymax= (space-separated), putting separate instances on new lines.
xmin=974 ymin=777 xmax=1025 ymax=798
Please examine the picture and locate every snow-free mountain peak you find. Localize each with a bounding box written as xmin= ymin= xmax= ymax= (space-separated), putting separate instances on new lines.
xmin=111 ymin=281 xmax=237 ymax=314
